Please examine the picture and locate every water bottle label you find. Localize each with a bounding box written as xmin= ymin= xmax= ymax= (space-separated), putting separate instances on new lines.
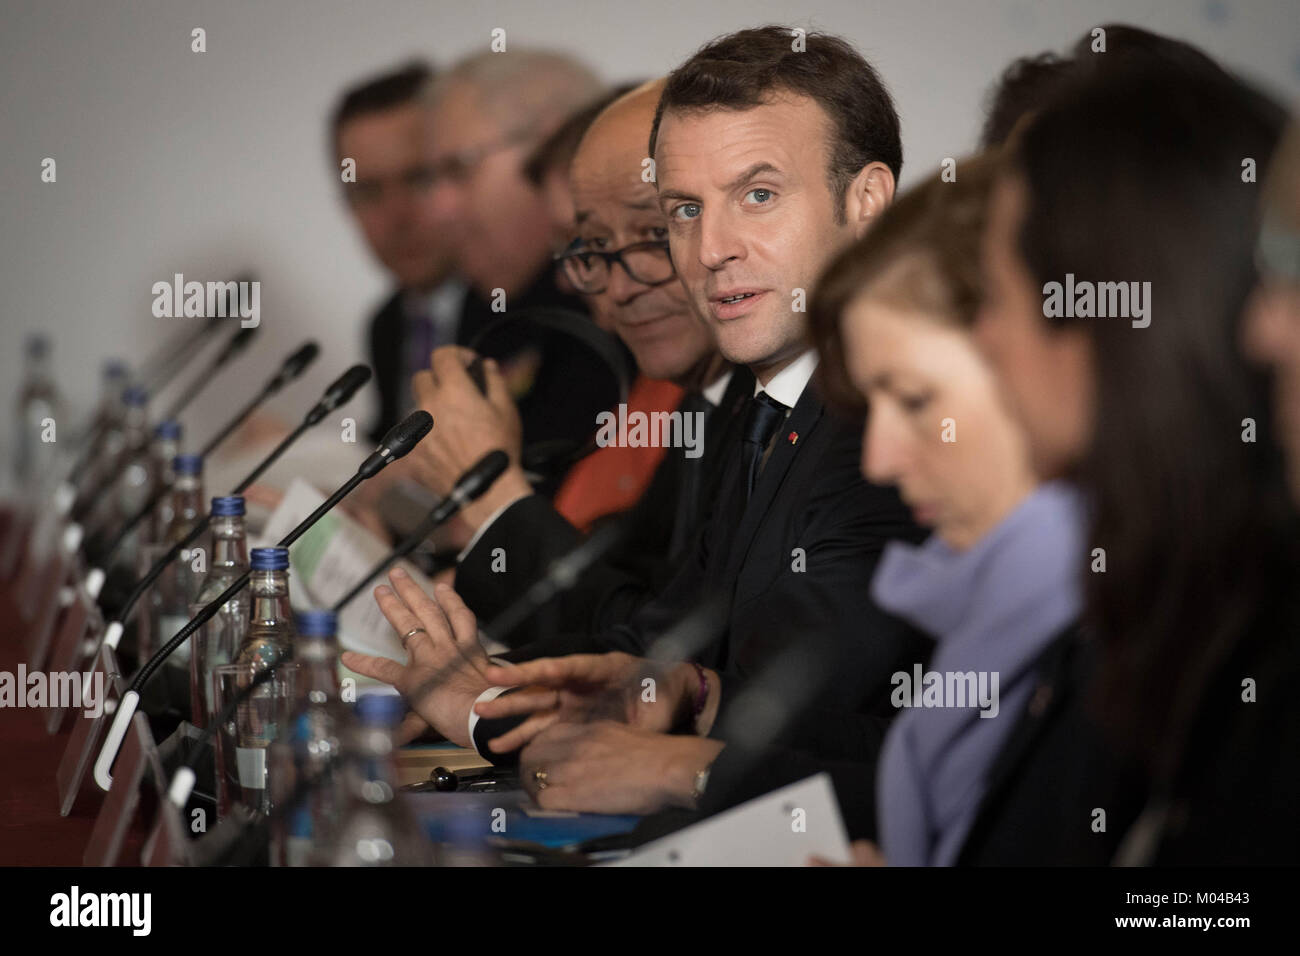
xmin=236 ymin=746 xmax=267 ymax=790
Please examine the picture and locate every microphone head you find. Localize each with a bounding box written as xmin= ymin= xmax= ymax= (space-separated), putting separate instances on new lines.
xmin=279 ymin=340 xmax=320 ymax=381
xmin=218 ymin=324 xmax=259 ymax=364
xmin=379 ymin=410 xmax=434 ymax=461
xmin=323 ymin=364 xmax=371 ymax=410
xmin=459 ymin=449 xmax=510 ymax=499
xmin=302 ymin=364 xmax=370 ymax=427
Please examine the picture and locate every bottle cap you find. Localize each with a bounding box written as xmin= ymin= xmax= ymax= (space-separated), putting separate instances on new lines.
xmin=250 ymin=547 xmax=289 ymax=571
xmin=172 ymin=453 xmax=203 ymax=475
xmin=296 ymin=609 xmax=338 ymax=637
xmin=123 ymin=385 xmax=149 ymax=406
xmin=25 ymin=335 xmax=50 ymax=358
xmin=355 ymin=692 xmax=404 ymax=727
xmin=210 ymin=495 xmax=245 ymax=517
xmin=154 ymin=420 xmax=182 ymax=441
xmin=103 ymin=359 xmax=128 ymax=379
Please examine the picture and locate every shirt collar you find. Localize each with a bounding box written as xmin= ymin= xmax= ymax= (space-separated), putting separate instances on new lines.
xmin=701 ymin=369 xmax=734 ymax=408
xmin=755 ymin=349 xmax=818 ymax=408
xmin=405 ymin=279 xmax=467 ymax=326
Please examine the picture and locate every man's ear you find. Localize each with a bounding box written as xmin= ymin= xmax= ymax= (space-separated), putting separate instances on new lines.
xmin=844 ymin=162 xmax=896 ymax=238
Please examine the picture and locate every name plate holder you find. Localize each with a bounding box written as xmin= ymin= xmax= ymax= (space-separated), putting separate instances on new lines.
xmin=83 ymin=711 xmax=164 ymax=866
xmin=55 ymin=643 xmax=124 ymax=818
xmin=44 ymin=591 xmax=104 ymax=735
xmin=141 ymin=798 xmax=191 ymax=867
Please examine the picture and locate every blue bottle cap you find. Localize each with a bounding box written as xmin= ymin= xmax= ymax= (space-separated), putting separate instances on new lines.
xmin=103 ymin=359 xmax=128 ymax=379
xmin=250 ymin=547 xmax=289 ymax=571
xmin=26 ymin=334 xmax=50 ymax=357
xmin=123 ymin=385 xmax=149 ymax=406
xmin=172 ymin=453 xmax=203 ymax=475
xmin=355 ymin=692 xmax=405 ymax=727
xmin=210 ymin=495 xmax=245 ymax=517
xmin=154 ymin=420 xmax=182 ymax=440
xmin=296 ymin=610 xmax=338 ymax=637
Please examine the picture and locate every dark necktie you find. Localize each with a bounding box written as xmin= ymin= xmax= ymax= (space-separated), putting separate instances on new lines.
xmin=740 ymin=392 xmax=788 ymax=499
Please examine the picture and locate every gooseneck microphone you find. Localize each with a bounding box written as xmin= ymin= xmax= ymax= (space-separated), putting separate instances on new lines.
xmin=161 ymin=324 xmax=259 ymax=423
xmin=91 ymin=341 xmax=322 ymax=575
xmin=235 ymin=363 xmax=371 ymax=492
xmin=198 ymin=341 xmax=319 ymax=457
xmin=331 ymin=449 xmax=510 ymax=613
xmin=93 ymin=410 xmax=433 ymax=790
xmin=95 ymin=364 xmax=372 ymax=645
xmin=137 ymin=314 xmax=225 ymax=393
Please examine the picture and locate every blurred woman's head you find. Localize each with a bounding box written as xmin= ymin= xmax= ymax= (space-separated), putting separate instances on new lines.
xmin=812 ymin=154 xmax=1035 ymax=551
xmin=975 ymin=57 xmax=1293 ymax=766
xmin=1243 ymin=123 xmax=1300 ymax=500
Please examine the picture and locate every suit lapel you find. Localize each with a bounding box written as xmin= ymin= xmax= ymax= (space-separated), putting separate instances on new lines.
xmin=723 ymin=384 xmax=825 ymax=579
xmin=959 ymin=628 xmax=1076 ymax=862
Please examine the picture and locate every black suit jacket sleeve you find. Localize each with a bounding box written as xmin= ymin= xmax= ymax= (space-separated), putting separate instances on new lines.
xmin=367 ymin=290 xmax=406 ymax=445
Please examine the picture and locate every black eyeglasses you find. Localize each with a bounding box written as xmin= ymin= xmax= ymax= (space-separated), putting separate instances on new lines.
xmin=555 ymin=240 xmax=675 ymax=294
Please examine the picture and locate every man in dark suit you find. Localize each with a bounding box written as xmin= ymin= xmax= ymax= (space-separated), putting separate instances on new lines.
xmin=405 ymin=78 xmax=735 ymax=646
xmin=329 ymin=61 xmax=465 ymax=443
xmin=343 ymin=27 xmax=928 ymax=817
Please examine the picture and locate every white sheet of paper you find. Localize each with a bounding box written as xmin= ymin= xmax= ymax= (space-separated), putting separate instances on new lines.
xmin=608 ymin=772 xmax=851 ymax=867
xmin=255 ymin=477 xmax=432 ymax=662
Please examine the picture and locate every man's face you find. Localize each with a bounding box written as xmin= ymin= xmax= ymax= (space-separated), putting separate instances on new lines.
xmin=425 ymin=82 xmax=551 ymax=296
xmin=569 ymin=115 xmax=716 ymax=381
xmin=337 ymin=103 xmax=449 ymax=290
xmin=654 ymin=95 xmax=859 ymax=379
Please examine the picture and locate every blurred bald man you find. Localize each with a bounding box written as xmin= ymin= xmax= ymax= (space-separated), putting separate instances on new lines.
xmin=411 ymin=79 xmax=748 ymax=642
xmin=413 ymin=51 xmax=626 ymax=474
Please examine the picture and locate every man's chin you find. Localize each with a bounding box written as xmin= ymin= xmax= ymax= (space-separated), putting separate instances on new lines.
xmin=715 ymin=322 xmax=775 ymax=368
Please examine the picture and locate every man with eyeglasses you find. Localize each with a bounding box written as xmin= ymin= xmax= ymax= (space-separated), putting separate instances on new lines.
xmin=409 ymin=79 xmax=745 ymax=652
xmin=330 ymin=61 xmax=465 ymax=442
xmin=346 ymin=31 xmax=928 ymax=829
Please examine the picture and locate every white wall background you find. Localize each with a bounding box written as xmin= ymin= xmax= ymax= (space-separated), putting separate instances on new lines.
xmin=3 ymin=0 xmax=1298 ymax=464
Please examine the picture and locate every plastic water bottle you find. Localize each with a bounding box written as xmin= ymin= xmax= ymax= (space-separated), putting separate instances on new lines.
xmin=144 ymin=420 xmax=183 ymax=544
xmin=12 ymin=334 xmax=65 ymax=495
xmin=235 ymin=547 xmax=297 ymax=670
xmin=140 ymin=453 xmax=205 ymax=664
xmin=269 ymin=609 xmax=350 ymax=866
xmin=319 ymin=693 xmax=433 ymax=866
xmin=189 ymin=496 xmax=249 ymax=728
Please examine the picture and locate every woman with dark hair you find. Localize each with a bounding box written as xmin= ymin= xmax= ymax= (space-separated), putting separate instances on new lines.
xmin=977 ymin=58 xmax=1300 ymax=864
xmin=809 ymin=155 xmax=1140 ymax=865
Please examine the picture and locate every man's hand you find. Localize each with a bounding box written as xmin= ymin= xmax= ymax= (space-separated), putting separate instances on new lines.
xmin=339 ymin=567 xmax=490 ymax=748
xmin=518 ymin=721 xmax=725 ymax=815
xmin=408 ymin=346 xmax=532 ymax=530
xmin=475 ymin=653 xmax=710 ymax=754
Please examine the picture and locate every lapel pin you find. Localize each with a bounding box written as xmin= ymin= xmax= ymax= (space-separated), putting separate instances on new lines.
xmin=788 ymin=431 xmax=799 ymax=445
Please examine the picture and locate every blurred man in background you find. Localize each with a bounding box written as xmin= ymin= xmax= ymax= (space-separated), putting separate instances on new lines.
xmin=330 ymin=60 xmax=464 ymax=442
xmin=419 ymin=51 xmax=620 ymax=472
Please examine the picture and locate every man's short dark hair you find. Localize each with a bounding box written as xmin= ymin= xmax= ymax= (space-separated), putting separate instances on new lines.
xmin=329 ymin=60 xmax=433 ymax=157
xmin=648 ymin=25 xmax=901 ymax=224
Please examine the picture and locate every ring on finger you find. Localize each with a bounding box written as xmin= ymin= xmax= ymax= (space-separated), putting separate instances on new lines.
xmin=534 ymin=768 xmax=549 ymax=791
xmin=401 ymin=626 xmax=427 ymax=649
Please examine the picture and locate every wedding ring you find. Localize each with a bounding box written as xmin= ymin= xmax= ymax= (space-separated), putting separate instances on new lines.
xmin=401 ymin=626 xmax=427 ymax=648
xmin=534 ymin=769 xmax=549 ymax=790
